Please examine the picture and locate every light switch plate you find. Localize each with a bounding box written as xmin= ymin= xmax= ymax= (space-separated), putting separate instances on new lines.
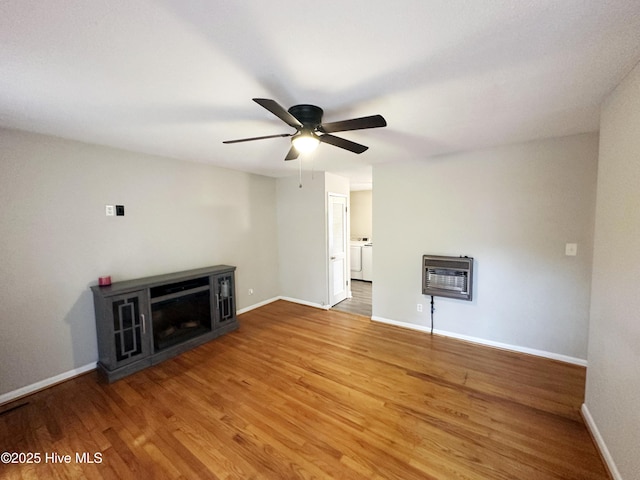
xmin=565 ymin=243 xmax=578 ymax=256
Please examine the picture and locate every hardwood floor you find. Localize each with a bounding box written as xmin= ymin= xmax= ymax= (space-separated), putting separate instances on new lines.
xmin=0 ymin=300 xmax=609 ymax=479
xmin=332 ymin=280 xmax=372 ymax=317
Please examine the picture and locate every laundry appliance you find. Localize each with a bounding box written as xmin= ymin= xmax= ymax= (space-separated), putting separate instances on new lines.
xmin=350 ymin=241 xmax=372 ymax=281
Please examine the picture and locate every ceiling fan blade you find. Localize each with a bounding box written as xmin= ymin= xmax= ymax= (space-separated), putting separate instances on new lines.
xmin=284 ymin=145 xmax=299 ymax=161
xmin=223 ymin=133 xmax=292 ymax=144
xmin=319 ymin=114 xmax=387 ymax=133
xmin=253 ymin=98 xmax=303 ymax=128
xmin=319 ymin=134 xmax=368 ymax=154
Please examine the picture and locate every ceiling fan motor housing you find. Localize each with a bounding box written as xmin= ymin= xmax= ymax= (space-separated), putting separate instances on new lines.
xmin=288 ymin=104 xmax=324 ymax=129
xmin=223 ymin=98 xmax=385 ymax=160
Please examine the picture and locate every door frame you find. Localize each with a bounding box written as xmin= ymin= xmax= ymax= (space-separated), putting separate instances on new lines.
xmin=327 ymin=193 xmax=349 ymax=307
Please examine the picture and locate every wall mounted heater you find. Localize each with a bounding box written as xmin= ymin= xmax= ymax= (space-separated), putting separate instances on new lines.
xmin=422 ymin=255 xmax=474 ymax=301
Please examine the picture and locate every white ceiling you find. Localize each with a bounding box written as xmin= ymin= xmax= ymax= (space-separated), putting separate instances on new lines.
xmin=2 ymin=1 xmax=640 ymax=189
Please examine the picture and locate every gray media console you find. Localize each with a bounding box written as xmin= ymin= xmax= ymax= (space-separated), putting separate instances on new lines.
xmin=90 ymin=265 xmax=238 ymax=382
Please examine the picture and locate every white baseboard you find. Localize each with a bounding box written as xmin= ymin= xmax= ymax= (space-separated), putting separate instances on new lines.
xmin=237 ymin=296 xmax=280 ymax=315
xmin=370 ymin=316 xmax=587 ymax=366
xmin=0 ymin=362 xmax=97 ymax=406
xmin=278 ymin=296 xmax=331 ymax=310
xmin=235 ymin=294 xmax=341 ymax=316
xmin=581 ymin=404 xmax=622 ymax=480
xmin=238 ymin=296 xmax=332 ymax=315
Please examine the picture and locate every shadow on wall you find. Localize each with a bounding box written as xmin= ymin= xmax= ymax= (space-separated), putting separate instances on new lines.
xmin=64 ymin=286 xmax=99 ymax=370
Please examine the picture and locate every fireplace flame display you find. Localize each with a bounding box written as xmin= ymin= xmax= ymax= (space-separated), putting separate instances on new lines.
xmin=150 ymin=277 xmax=212 ymax=351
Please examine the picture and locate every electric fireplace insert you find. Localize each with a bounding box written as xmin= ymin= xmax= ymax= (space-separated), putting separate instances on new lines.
xmin=150 ymin=277 xmax=212 ymax=351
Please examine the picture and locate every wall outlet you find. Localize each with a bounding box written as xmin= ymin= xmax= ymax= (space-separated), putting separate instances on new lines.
xmin=248 ymin=288 xmax=254 ymax=295
xmin=565 ymin=243 xmax=578 ymax=256
xmin=105 ymin=205 xmax=115 ymax=216
xmin=417 ymin=303 xmax=423 ymax=312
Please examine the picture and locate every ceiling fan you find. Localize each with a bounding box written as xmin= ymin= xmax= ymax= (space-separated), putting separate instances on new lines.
xmin=223 ymin=98 xmax=387 ymax=161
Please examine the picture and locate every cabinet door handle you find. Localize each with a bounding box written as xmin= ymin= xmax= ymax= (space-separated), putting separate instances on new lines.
xmin=141 ymin=314 xmax=146 ymax=334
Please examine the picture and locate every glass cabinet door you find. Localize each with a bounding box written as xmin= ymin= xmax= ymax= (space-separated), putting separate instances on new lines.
xmin=214 ymin=273 xmax=235 ymax=326
xmin=110 ymin=292 xmax=150 ymax=367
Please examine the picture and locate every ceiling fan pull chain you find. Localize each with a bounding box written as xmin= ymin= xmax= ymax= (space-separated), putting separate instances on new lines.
xmin=311 ymin=154 xmax=315 ymax=180
xmin=299 ymin=157 xmax=303 ymax=188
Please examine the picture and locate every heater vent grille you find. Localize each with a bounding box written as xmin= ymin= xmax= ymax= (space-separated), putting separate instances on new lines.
xmin=422 ymin=255 xmax=474 ymax=301
xmin=426 ymin=258 xmax=471 ymax=270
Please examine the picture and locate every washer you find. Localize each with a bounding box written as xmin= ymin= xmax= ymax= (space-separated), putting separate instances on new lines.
xmin=350 ymin=241 xmax=367 ymax=280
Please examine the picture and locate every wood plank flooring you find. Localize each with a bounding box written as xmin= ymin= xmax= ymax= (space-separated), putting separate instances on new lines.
xmin=0 ymin=300 xmax=609 ymax=479
xmin=332 ymin=280 xmax=372 ymax=317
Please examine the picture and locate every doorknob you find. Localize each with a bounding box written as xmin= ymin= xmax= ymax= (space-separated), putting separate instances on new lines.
xmin=330 ymin=256 xmax=336 ymax=260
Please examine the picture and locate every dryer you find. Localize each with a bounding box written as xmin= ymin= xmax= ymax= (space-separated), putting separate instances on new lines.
xmin=361 ymin=243 xmax=373 ymax=281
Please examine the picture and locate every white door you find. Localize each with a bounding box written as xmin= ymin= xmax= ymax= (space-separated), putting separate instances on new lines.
xmin=328 ymin=194 xmax=348 ymax=306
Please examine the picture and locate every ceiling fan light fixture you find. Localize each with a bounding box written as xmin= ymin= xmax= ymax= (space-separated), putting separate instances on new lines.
xmin=223 ymin=98 xmax=386 ymax=161
xmin=291 ymin=131 xmax=320 ymax=154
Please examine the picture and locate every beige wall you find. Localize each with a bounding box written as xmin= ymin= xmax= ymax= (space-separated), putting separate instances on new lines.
xmin=276 ymin=172 xmax=349 ymax=307
xmin=0 ymin=128 xmax=279 ymax=397
xmin=373 ymin=133 xmax=598 ymax=361
xmin=277 ymin=173 xmax=327 ymax=306
xmin=350 ymin=190 xmax=373 ymax=241
xmin=585 ymin=61 xmax=640 ymax=480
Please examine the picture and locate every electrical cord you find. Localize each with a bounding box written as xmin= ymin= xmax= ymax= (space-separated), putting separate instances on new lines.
xmin=430 ymin=295 xmax=435 ymax=335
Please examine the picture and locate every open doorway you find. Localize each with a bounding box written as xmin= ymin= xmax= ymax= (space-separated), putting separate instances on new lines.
xmin=332 ymin=188 xmax=372 ymax=317
xmin=332 ymin=278 xmax=371 ymax=316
